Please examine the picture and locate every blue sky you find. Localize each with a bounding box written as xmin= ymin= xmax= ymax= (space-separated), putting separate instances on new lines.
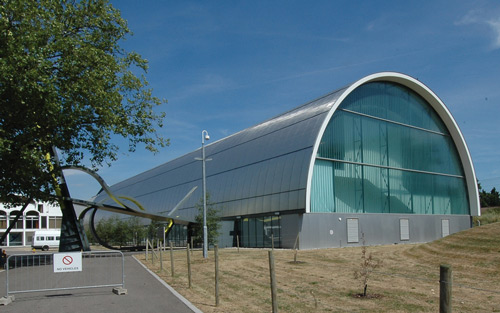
xmin=65 ymin=0 xmax=500 ymax=200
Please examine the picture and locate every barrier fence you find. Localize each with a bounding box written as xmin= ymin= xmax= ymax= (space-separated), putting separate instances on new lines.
xmin=5 ymin=250 xmax=125 ymax=298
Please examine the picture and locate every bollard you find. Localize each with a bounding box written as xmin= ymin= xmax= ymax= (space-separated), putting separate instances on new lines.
xmin=268 ymin=250 xmax=278 ymax=313
xmin=440 ymin=264 xmax=452 ymax=313
xmin=237 ymin=235 xmax=240 ymax=253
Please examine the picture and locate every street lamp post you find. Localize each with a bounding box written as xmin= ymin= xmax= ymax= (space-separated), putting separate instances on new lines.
xmin=201 ymin=130 xmax=210 ymax=259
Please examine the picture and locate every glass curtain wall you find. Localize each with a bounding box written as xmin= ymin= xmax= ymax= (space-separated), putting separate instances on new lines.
xmin=311 ymin=82 xmax=469 ymax=215
xmin=166 ymin=224 xmax=188 ymax=247
xmin=238 ymin=215 xmax=281 ymax=248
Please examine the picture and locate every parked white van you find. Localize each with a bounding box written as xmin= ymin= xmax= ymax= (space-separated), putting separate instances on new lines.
xmin=31 ymin=230 xmax=61 ymax=251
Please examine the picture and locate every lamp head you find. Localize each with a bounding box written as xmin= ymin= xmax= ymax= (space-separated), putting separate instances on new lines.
xmin=204 ymin=134 xmax=210 ymax=141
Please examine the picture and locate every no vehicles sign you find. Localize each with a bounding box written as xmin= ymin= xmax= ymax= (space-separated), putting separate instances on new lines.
xmin=54 ymin=252 xmax=82 ymax=273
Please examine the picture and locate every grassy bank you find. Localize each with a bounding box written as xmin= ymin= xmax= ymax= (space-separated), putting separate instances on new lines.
xmin=476 ymin=206 xmax=500 ymax=225
xmin=138 ymin=222 xmax=500 ymax=312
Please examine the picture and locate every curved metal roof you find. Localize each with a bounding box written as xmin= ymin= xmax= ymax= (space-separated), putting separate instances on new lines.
xmin=95 ymin=72 xmax=480 ymax=221
xmin=95 ymin=84 xmax=348 ymax=221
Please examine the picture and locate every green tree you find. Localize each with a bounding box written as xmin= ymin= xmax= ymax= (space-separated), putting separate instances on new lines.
xmin=95 ymin=215 xmax=116 ymax=245
xmin=489 ymin=187 xmax=500 ymax=207
xmin=93 ymin=215 xmax=148 ymax=247
xmin=128 ymin=216 xmax=146 ymax=245
xmin=193 ymin=194 xmax=221 ymax=248
xmin=147 ymin=219 xmax=161 ymax=242
xmin=478 ymin=182 xmax=500 ymax=208
xmin=0 ymin=0 xmax=167 ymax=206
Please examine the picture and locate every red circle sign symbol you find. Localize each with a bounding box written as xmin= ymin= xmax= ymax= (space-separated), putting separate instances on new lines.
xmin=62 ymin=255 xmax=73 ymax=265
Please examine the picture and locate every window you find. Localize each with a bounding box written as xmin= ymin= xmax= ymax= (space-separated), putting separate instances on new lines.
xmin=37 ymin=204 xmax=44 ymax=213
xmin=37 ymin=236 xmax=45 ymax=241
xmin=0 ymin=211 xmax=7 ymax=229
xmin=236 ymin=214 xmax=281 ymax=248
xmin=9 ymin=211 xmax=23 ymax=229
xmin=9 ymin=233 xmax=22 ymax=246
xmin=166 ymin=224 xmax=188 ymax=247
xmin=47 ymin=236 xmax=54 ymax=240
xmin=26 ymin=211 xmax=39 ymax=229
xmin=49 ymin=217 xmax=62 ymax=228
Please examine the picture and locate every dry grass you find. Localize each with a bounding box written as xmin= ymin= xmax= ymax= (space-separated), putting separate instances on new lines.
xmin=137 ymin=222 xmax=500 ymax=312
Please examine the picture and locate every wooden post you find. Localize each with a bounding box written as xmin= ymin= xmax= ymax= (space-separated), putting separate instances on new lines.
xmin=187 ymin=244 xmax=192 ymax=288
xmin=268 ymin=250 xmax=278 ymax=313
xmin=237 ymin=235 xmax=240 ymax=253
xmin=293 ymin=233 xmax=299 ymax=263
xmin=160 ymin=244 xmax=163 ymax=271
xmin=149 ymin=240 xmax=158 ymax=263
xmin=215 ymin=244 xmax=220 ymax=306
xmin=190 ymin=237 xmax=194 ymax=257
xmin=170 ymin=241 xmax=175 ymax=277
xmin=440 ymin=264 xmax=452 ymax=313
xmin=151 ymin=240 xmax=154 ymax=264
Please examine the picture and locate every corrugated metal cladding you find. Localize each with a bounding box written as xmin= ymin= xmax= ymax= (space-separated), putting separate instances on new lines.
xmin=94 ymin=86 xmax=349 ymax=222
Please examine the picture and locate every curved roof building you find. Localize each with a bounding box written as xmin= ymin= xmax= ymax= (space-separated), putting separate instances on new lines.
xmin=96 ymin=72 xmax=479 ymax=249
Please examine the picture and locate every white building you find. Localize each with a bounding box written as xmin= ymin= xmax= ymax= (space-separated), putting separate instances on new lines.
xmin=0 ymin=201 xmax=62 ymax=247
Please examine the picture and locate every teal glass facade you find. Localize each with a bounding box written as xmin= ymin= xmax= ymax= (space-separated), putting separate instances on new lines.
xmin=311 ymin=82 xmax=469 ymax=215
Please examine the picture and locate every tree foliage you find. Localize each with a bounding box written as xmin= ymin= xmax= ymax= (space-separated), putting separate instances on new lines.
xmin=0 ymin=0 xmax=167 ymax=206
xmin=94 ymin=215 xmax=147 ymax=247
xmin=478 ymin=183 xmax=500 ymax=208
xmin=192 ymin=193 xmax=221 ymax=247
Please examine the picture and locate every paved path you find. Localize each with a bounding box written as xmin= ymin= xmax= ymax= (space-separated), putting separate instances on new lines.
xmin=0 ymin=253 xmax=201 ymax=313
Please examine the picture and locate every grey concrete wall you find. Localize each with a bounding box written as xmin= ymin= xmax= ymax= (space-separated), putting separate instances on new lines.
xmin=216 ymin=213 xmax=472 ymax=250
xmin=280 ymin=213 xmax=303 ymax=249
xmin=296 ymin=213 xmax=471 ymax=250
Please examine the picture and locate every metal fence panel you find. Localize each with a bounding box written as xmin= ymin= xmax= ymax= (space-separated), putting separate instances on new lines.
xmin=5 ymin=251 xmax=124 ymax=296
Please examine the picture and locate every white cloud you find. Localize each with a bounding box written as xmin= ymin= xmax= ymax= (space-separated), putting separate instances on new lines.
xmin=457 ymin=9 xmax=500 ymax=49
xmin=170 ymin=74 xmax=234 ymax=102
xmin=486 ymin=18 xmax=500 ymax=48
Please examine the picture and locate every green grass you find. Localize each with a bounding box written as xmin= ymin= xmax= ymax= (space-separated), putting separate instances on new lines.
xmin=475 ymin=207 xmax=500 ymax=225
xmin=139 ymin=222 xmax=500 ymax=313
